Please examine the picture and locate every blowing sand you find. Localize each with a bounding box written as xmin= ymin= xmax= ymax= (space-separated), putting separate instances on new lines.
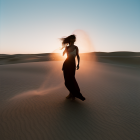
xmin=0 ymin=61 xmax=140 ymax=140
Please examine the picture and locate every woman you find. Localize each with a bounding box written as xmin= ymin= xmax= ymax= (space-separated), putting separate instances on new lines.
xmin=61 ymin=34 xmax=85 ymax=101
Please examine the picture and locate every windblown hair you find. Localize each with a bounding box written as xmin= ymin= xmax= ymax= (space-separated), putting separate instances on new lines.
xmin=61 ymin=34 xmax=76 ymax=45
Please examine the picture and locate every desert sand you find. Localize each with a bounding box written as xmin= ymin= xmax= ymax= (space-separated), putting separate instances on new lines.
xmin=0 ymin=60 xmax=140 ymax=140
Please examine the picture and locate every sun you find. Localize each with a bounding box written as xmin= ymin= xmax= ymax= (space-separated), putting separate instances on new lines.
xmin=60 ymin=51 xmax=67 ymax=59
xmin=57 ymin=49 xmax=67 ymax=59
xmin=63 ymin=53 xmax=67 ymax=58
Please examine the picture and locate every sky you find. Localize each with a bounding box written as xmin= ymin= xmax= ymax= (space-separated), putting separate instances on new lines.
xmin=0 ymin=0 xmax=140 ymax=54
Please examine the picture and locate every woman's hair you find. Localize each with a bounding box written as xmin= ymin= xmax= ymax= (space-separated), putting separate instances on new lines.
xmin=60 ymin=34 xmax=76 ymax=45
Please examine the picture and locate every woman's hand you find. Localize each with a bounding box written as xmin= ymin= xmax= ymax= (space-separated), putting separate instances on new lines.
xmin=76 ymin=64 xmax=79 ymax=70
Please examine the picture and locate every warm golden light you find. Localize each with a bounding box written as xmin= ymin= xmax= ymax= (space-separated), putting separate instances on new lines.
xmin=72 ymin=29 xmax=94 ymax=53
xmin=55 ymin=49 xmax=67 ymax=60
xmin=64 ymin=53 xmax=67 ymax=58
xmin=59 ymin=50 xmax=67 ymax=59
xmin=53 ymin=30 xmax=94 ymax=54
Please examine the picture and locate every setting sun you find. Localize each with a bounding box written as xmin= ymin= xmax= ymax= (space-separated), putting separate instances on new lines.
xmin=64 ymin=53 xmax=67 ymax=58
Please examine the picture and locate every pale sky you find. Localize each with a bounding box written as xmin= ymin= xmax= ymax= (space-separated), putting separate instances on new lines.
xmin=0 ymin=0 xmax=140 ymax=54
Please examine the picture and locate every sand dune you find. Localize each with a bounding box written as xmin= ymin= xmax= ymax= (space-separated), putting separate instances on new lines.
xmin=0 ymin=61 xmax=140 ymax=140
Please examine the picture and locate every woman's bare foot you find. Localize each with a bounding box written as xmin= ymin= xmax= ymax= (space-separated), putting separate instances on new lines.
xmin=66 ymin=93 xmax=72 ymax=99
xmin=66 ymin=93 xmax=75 ymax=100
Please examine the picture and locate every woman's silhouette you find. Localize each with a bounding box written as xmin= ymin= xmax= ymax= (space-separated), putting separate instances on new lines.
xmin=61 ymin=34 xmax=85 ymax=101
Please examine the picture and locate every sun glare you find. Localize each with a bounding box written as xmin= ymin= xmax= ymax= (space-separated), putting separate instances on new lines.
xmin=60 ymin=51 xmax=67 ymax=59
xmin=57 ymin=50 xmax=67 ymax=59
xmin=64 ymin=53 xmax=67 ymax=58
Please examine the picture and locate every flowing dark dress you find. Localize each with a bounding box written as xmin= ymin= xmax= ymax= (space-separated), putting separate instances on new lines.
xmin=62 ymin=47 xmax=85 ymax=101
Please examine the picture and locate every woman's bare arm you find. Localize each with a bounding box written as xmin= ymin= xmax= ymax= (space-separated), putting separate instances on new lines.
xmin=76 ymin=46 xmax=80 ymax=70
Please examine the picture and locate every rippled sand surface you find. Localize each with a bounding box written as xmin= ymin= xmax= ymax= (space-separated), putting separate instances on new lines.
xmin=0 ymin=61 xmax=140 ymax=140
